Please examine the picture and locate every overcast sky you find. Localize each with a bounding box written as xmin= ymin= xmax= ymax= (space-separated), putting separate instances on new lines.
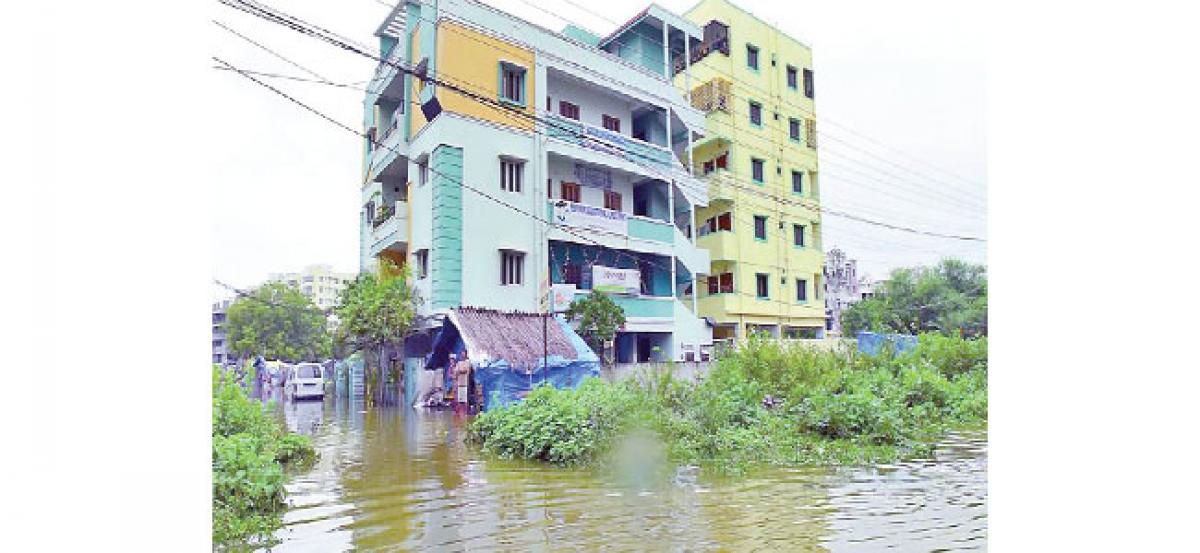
xmin=210 ymin=0 xmax=986 ymax=298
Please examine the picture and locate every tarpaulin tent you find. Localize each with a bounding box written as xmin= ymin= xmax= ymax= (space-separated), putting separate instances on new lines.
xmin=856 ymin=331 xmax=918 ymax=356
xmin=425 ymin=307 xmax=600 ymax=412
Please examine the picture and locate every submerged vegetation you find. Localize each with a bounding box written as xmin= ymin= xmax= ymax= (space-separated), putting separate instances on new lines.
xmin=212 ymin=366 xmax=315 ymax=547
xmin=469 ymin=334 xmax=987 ymax=472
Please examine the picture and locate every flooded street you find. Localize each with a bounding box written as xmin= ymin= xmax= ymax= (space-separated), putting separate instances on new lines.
xmin=262 ymin=391 xmax=986 ymax=551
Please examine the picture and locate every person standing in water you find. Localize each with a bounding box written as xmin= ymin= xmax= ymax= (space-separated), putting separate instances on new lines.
xmin=453 ymin=352 xmax=473 ymax=415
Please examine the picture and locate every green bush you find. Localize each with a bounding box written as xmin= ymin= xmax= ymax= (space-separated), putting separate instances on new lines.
xmin=212 ymin=366 xmax=315 ymax=547
xmin=469 ymin=334 xmax=987 ymax=472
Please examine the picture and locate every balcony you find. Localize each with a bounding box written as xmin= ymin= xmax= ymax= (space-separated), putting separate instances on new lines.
xmin=367 ymin=200 xmax=408 ymax=258
xmin=696 ymin=230 xmax=739 ymax=262
xmin=704 ymin=171 xmax=738 ymax=203
xmin=575 ymin=291 xmax=674 ymax=319
xmin=545 ymin=113 xmax=674 ymax=173
xmin=367 ymin=117 xmax=406 ymax=181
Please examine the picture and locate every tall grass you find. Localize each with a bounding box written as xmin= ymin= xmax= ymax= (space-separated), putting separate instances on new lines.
xmin=469 ymin=334 xmax=987 ymax=472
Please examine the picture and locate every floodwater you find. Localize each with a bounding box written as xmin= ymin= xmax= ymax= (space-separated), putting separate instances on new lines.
xmin=260 ymin=389 xmax=986 ymax=552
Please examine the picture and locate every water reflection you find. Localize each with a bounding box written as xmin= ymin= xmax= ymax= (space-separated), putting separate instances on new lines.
xmin=262 ymin=393 xmax=986 ymax=552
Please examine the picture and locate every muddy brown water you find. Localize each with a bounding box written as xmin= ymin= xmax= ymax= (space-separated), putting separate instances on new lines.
xmin=260 ymin=389 xmax=986 ymax=552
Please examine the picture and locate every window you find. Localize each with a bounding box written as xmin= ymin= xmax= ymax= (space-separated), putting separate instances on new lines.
xmin=417 ymin=160 xmax=429 ymax=186
xmin=749 ymin=101 xmax=762 ymax=126
xmin=805 ymin=119 xmax=817 ymax=149
xmin=715 ymin=152 xmax=728 ymax=169
xmin=789 ymin=118 xmax=801 ymax=142
xmin=707 ymin=272 xmax=734 ymax=294
xmin=786 ymin=65 xmax=798 ymax=89
xmin=803 ymin=68 xmax=815 ymax=99
xmin=753 ymin=215 xmax=767 ymax=240
xmin=751 ymin=158 xmax=765 ymax=183
xmin=793 ymin=224 xmax=805 ymax=247
xmin=792 ymin=171 xmax=803 ymax=194
xmin=604 ymin=190 xmax=622 ymax=211
xmin=414 ymin=249 xmax=429 ymax=279
xmin=755 ymin=273 xmax=769 ymax=298
xmin=559 ymin=100 xmax=580 ymax=120
xmin=701 ymin=211 xmax=732 ymax=236
xmin=703 ymin=160 xmax=715 ymax=175
xmin=500 ymin=250 xmax=525 ymax=285
xmin=602 ymin=114 xmax=620 ymax=132
xmin=500 ymin=62 xmax=526 ymax=105
xmin=365 ymin=203 xmax=376 ymax=225
xmin=746 ymin=44 xmax=759 ymax=70
xmin=561 ymin=181 xmax=581 ymax=202
xmin=797 ymin=279 xmax=808 ymax=302
xmin=500 ymin=159 xmax=523 ymax=192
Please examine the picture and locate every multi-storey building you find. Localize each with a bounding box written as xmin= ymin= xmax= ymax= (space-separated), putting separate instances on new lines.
xmin=677 ymin=0 xmax=826 ymax=340
xmin=268 ymin=264 xmax=356 ymax=311
xmin=823 ymin=247 xmax=860 ymax=335
xmin=359 ymin=0 xmax=717 ymax=362
xmin=212 ymin=298 xmax=234 ymax=365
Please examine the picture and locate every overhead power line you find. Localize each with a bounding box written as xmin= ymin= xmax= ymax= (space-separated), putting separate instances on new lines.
xmin=216 ymin=0 xmax=985 ymax=242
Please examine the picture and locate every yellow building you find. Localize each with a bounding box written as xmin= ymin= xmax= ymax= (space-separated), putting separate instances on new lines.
xmin=677 ymin=0 xmax=826 ymax=340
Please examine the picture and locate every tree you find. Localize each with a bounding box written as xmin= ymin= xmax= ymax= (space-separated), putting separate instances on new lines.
xmin=564 ymin=291 xmax=626 ymax=363
xmin=225 ymin=282 xmax=331 ymax=363
xmin=333 ymin=260 xmax=422 ymax=400
xmin=841 ymin=259 xmax=987 ymax=338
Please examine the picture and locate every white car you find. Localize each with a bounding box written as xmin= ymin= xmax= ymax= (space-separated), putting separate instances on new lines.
xmin=287 ymin=363 xmax=325 ymax=400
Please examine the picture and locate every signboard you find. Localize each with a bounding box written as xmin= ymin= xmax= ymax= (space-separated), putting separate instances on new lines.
xmin=592 ymin=265 xmax=640 ymax=295
xmin=551 ymin=283 xmax=577 ymax=313
xmin=552 ymin=201 xmax=628 ymax=236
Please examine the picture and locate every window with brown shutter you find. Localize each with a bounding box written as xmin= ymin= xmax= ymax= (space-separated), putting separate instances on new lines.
xmin=717 ymin=212 xmax=732 ymax=231
xmin=604 ymin=190 xmax=622 ymax=211
xmin=707 ymin=275 xmax=719 ymax=294
xmin=719 ymin=273 xmax=734 ymax=294
xmin=715 ymin=152 xmax=728 ymax=169
xmin=561 ymin=181 xmax=581 ymax=202
xmin=602 ymin=114 xmax=620 ymax=132
xmin=559 ymin=100 xmax=580 ymax=120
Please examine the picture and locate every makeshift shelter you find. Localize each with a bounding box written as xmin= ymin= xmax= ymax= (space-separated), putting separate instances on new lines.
xmin=856 ymin=331 xmax=918 ymax=356
xmin=426 ymin=307 xmax=600 ymax=411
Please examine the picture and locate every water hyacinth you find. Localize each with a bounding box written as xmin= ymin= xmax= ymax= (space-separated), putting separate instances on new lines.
xmin=468 ymin=334 xmax=987 ymax=473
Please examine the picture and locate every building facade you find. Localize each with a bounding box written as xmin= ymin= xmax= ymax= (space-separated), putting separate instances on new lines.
xmin=677 ymin=0 xmax=825 ymax=341
xmin=268 ymin=264 xmax=356 ymax=311
xmin=212 ymin=298 xmax=234 ymax=365
xmin=823 ymin=247 xmax=860 ymax=335
xmin=359 ymin=0 xmax=716 ymax=362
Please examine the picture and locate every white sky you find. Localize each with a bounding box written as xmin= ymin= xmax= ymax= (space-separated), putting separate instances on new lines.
xmin=210 ymin=0 xmax=986 ymax=298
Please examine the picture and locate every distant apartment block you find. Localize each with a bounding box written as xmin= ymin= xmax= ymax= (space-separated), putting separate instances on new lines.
xmin=823 ymin=248 xmax=861 ymax=335
xmin=269 ymin=264 xmax=356 ymax=310
xmin=212 ymin=298 xmax=234 ymax=365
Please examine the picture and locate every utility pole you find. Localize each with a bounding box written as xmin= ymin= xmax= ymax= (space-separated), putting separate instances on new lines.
xmin=543 ymin=311 xmax=548 ymax=386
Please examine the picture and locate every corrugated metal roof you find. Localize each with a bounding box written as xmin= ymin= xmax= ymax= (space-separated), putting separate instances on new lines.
xmin=451 ymin=307 xmax=577 ymax=368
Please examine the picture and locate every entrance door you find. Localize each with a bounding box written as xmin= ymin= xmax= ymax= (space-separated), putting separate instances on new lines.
xmin=637 ymin=335 xmax=652 ymax=363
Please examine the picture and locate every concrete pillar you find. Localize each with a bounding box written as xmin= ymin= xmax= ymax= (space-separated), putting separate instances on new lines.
xmin=662 ymin=23 xmax=669 ymax=77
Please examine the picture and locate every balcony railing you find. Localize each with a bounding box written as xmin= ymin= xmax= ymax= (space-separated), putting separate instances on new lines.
xmin=544 ymin=113 xmax=674 ymax=171
xmin=371 ymin=203 xmax=395 ymax=229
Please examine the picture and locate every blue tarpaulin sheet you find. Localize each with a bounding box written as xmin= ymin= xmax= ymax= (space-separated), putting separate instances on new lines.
xmin=425 ymin=314 xmax=599 ymax=412
xmin=857 ymin=331 xmax=918 ymax=356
